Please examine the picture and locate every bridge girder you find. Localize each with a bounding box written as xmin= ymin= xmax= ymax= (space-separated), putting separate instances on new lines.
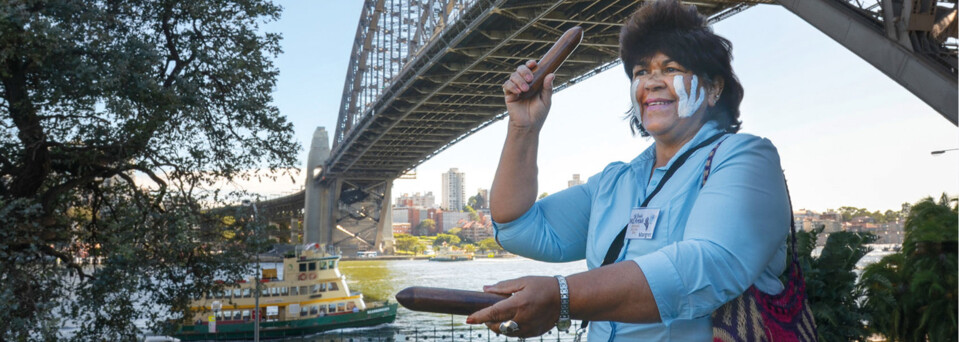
xmin=326 ymin=0 xmax=754 ymax=178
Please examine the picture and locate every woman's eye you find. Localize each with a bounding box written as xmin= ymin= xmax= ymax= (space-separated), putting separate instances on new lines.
xmin=634 ymin=70 xmax=648 ymax=77
xmin=666 ymin=67 xmax=681 ymax=73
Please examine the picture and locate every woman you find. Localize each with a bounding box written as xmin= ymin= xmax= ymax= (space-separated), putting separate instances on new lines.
xmin=465 ymin=0 xmax=790 ymax=340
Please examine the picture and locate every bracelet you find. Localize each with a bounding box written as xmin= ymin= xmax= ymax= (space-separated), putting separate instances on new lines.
xmin=554 ymin=275 xmax=571 ymax=332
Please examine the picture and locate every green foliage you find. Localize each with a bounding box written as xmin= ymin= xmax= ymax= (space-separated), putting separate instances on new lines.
xmin=0 ymin=0 xmax=297 ymax=339
xmin=478 ymin=238 xmax=503 ymax=253
xmin=433 ymin=233 xmax=461 ymax=247
xmin=415 ymin=218 xmax=436 ymax=236
xmin=836 ymin=206 xmax=900 ymax=224
xmin=464 ymin=205 xmax=479 ymax=221
xmin=468 ymin=192 xmax=486 ymax=209
xmin=462 ymin=244 xmax=477 ymax=254
xmin=539 ymin=192 xmax=549 ymax=200
xmin=796 ymin=226 xmax=875 ymax=341
xmin=394 ymin=234 xmax=426 ymax=255
xmin=859 ymin=195 xmax=958 ymax=342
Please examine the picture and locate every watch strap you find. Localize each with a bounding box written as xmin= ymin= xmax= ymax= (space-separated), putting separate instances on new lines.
xmin=554 ymin=275 xmax=571 ymax=332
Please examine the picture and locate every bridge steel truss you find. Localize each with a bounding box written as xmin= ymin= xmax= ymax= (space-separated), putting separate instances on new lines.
xmin=304 ymin=0 xmax=956 ymax=251
xmin=311 ymin=0 xmax=768 ymax=251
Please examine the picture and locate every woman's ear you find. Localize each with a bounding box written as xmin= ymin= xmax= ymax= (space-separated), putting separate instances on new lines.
xmin=708 ymin=76 xmax=725 ymax=107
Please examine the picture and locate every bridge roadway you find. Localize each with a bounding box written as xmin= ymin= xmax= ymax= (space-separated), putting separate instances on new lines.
xmin=255 ymin=0 xmax=956 ymax=252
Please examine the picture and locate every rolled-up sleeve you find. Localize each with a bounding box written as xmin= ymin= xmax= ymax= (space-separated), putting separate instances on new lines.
xmin=492 ymin=173 xmax=597 ymax=262
xmin=632 ymin=136 xmax=789 ymax=322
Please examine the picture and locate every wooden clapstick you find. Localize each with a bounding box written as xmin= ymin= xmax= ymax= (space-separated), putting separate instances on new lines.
xmin=519 ymin=26 xmax=584 ymax=99
xmin=395 ymin=286 xmax=509 ymax=316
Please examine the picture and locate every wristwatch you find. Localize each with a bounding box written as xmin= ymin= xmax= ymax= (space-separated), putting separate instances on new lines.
xmin=554 ymin=275 xmax=571 ymax=332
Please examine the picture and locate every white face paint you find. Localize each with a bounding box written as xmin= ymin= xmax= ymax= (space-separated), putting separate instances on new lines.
xmin=630 ymin=78 xmax=643 ymax=125
xmin=673 ymin=74 xmax=706 ymax=118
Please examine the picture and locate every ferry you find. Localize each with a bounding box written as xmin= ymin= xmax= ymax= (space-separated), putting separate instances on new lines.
xmin=428 ymin=247 xmax=474 ymax=262
xmin=172 ymin=244 xmax=397 ymax=340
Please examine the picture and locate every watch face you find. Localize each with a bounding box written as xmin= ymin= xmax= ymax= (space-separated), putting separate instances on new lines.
xmin=557 ymin=320 xmax=571 ymax=331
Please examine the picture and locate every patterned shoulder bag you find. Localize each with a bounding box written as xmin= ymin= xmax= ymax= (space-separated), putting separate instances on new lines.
xmin=703 ymin=139 xmax=819 ymax=342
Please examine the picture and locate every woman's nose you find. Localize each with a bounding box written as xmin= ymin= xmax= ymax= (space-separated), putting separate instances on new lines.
xmin=644 ymin=73 xmax=667 ymax=91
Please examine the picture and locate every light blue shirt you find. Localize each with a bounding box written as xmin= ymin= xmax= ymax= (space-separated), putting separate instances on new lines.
xmin=493 ymin=121 xmax=789 ymax=341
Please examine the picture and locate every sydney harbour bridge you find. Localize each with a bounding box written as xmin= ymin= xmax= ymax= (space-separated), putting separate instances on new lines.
xmin=252 ymin=0 xmax=958 ymax=254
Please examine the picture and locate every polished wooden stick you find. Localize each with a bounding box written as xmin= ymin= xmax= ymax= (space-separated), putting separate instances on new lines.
xmin=519 ymin=26 xmax=584 ymax=99
xmin=395 ymin=286 xmax=509 ymax=316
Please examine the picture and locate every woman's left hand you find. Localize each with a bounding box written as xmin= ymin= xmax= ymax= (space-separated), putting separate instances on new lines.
xmin=466 ymin=276 xmax=561 ymax=338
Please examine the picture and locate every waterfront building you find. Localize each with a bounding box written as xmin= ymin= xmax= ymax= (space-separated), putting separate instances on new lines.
xmin=395 ymin=192 xmax=436 ymax=208
xmin=568 ymin=174 xmax=583 ymax=188
xmin=441 ymin=168 xmax=466 ymax=212
xmin=392 ymin=223 xmax=411 ymax=235
xmin=439 ymin=211 xmax=470 ymax=232
xmin=475 ymin=188 xmax=489 ymax=209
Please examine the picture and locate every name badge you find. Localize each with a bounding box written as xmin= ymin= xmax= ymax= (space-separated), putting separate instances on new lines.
xmin=626 ymin=208 xmax=660 ymax=240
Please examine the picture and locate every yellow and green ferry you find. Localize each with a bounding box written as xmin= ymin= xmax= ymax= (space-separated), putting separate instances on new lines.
xmin=173 ymin=244 xmax=397 ymax=340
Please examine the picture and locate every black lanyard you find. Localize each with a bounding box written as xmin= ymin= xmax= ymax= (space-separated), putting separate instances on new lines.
xmin=579 ymin=132 xmax=726 ymax=332
xmin=600 ymin=132 xmax=726 ymax=266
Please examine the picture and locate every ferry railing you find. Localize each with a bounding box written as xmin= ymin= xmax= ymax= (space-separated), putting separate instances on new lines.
xmin=298 ymin=319 xmax=588 ymax=342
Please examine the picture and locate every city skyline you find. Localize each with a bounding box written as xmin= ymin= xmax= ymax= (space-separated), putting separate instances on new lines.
xmin=251 ymin=2 xmax=956 ymax=213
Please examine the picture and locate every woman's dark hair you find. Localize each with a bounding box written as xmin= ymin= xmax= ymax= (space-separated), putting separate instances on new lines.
xmin=620 ymin=0 xmax=743 ymax=136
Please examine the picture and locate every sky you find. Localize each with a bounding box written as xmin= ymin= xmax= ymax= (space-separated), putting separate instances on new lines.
xmin=251 ymin=1 xmax=957 ymax=213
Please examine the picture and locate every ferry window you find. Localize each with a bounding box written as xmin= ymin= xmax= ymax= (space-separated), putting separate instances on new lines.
xmin=329 ymin=304 xmax=337 ymax=313
xmin=300 ymin=306 xmax=308 ymax=317
xmin=205 ymin=292 xmax=212 ymax=299
xmin=216 ymin=311 xmax=223 ymax=320
xmin=299 ymin=263 xmax=306 ymax=272
xmin=280 ymin=287 xmax=289 ymax=296
xmin=233 ymin=311 xmax=241 ymax=320
xmin=242 ymin=288 xmax=251 ymax=298
xmin=312 ymin=284 xmax=320 ymax=293
xmin=329 ymin=282 xmax=339 ymax=291
xmin=332 ymin=260 xmax=337 ymax=268
xmin=242 ymin=310 xmax=251 ymax=321
xmin=299 ymin=286 xmax=308 ymax=294
xmin=308 ymin=262 xmax=316 ymax=271
xmin=337 ymin=303 xmax=346 ymax=312
xmin=233 ymin=288 xmax=241 ymax=298
xmin=261 ymin=288 xmax=269 ymax=297
xmin=310 ymin=305 xmax=318 ymax=315
xmin=270 ymin=287 xmax=279 ymax=297
xmin=290 ymin=287 xmax=298 ymax=296
xmin=319 ymin=283 xmax=327 ymax=292
xmin=320 ymin=261 xmax=328 ymax=270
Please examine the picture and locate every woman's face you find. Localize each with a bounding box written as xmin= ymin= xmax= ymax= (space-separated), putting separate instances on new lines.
xmin=631 ymin=52 xmax=717 ymax=142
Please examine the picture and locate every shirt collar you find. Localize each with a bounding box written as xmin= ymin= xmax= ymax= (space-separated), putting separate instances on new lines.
xmin=630 ymin=120 xmax=724 ymax=171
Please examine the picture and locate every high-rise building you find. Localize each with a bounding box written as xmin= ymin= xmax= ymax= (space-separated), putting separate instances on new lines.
xmin=568 ymin=174 xmax=583 ymax=188
xmin=441 ymin=168 xmax=466 ymax=211
xmin=475 ymin=188 xmax=489 ymax=209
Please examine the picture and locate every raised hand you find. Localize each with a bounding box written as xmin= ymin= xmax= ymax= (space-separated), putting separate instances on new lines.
xmin=503 ymin=60 xmax=555 ymax=133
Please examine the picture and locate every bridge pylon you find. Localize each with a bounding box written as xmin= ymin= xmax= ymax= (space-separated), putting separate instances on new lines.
xmin=304 ymin=126 xmax=395 ymax=254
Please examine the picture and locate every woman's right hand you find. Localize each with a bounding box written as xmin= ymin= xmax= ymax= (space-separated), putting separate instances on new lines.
xmin=503 ymin=60 xmax=555 ymax=133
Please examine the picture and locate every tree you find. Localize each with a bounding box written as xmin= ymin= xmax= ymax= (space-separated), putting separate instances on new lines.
xmin=859 ymin=195 xmax=958 ymax=342
xmin=463 ymin=244 xmax=477 ymax=254
xmin=464 ymin=205 xmax=479 ymax=221
xmin=539 ymin=192 xmax=549 ymax=200
xmin=0 ymin=1 xmax=297 ymax=339
xmin=415 ymin=219 xmax=436 ymax=236
xmin=796 ymin=225 xmax=875 ymax=341
xmin=468 ymin=192 xmax=486 ymax=209
xmin=433 ymin=233 xmax=461 ymax=247
xmin=478 ymin=238 xmax=503 ymax=253
xmin=394 ymin=234 xmax=421 ymax=253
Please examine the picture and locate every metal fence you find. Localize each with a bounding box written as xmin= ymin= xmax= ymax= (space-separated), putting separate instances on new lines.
xmin=294 ymin=322 xmax=588 ymax=342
